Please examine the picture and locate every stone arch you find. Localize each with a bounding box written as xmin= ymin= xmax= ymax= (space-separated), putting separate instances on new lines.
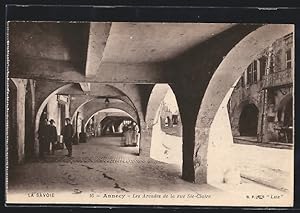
xmin=276 ymin=92 xmax=293 ymax=126
xmin=276 ymin=92 xmax=292 ymax=112
xmin=100 ymin=116 xmax=135 ymax=136
xmin=145 ymin=84 xmax=170 ymax=125
xmin=69 ymin=84 xmax=140 ymax=132
xmin=106 ymin=84 xmax=139 ymax=113
xmin=108 ymin=84 xmax=153 ymax=156
xmin=70 ymin=96 xmax=137 ymax=124
xmin=146 ymin=84 xmax=182 ymax=166
xmin=145 ymin=84 xmax=171 ymax=158
xmin=84 ymin=108 xmax=135 ymax=134
xmin=106 ymin=84 xmax=144 ymax=138
xmin=34 ymin=82 xmax=73 ymax=155
xmin=84 ymin=106 xmax=139 ymax=145
xmin=83 ymin=104 xmax=138 ymax=129
xmin=70 ymin=97 xmax=94 ymax=123
xmin=194 ymin=24 xmax=293 ymax=184
xmin=230 ymin=99 xmax=259 ymax=136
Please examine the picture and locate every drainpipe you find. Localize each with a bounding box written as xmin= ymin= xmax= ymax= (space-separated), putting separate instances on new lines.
xmin=260 ymin=89 xmax=266 ymax=143
xmin=260 ymin=48 xmax=272 ymax=143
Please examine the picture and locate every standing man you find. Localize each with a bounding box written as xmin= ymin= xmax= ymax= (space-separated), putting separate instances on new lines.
xmin=49 ymin=119 xmax=58 ymax=155
xmin=38 ymin=118 xmax=49 ymax=159
xmin=62 ymin=118 xmax=73 ymax=157
xmin=45 ymin=119 xmax=51 ymax=154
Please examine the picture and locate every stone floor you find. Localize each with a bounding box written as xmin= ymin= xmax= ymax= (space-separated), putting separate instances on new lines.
xmin=6 ymin=136 xmax=293 ymax=206
xmin=232 ymin=143 xmax=293 ymax=192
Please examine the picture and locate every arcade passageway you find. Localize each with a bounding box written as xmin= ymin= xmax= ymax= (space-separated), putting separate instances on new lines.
xmin=8 ymin=135 xmax=287 ymax=205
xmin=6 ymin=22 xmax=294 ymax=203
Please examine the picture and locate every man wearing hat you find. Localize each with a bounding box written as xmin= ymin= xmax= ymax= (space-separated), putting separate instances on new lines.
xmin=48 ymin=119 xmax=58 ymax=155
xmin=62 ymin=118 xmax=74 ymax=157
xmin=38 ymin=118 xmax=49 ymax=159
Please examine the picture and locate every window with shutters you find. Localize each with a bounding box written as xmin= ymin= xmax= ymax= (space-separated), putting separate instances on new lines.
xmin=286 ymin=49 xmax=292 ymax=69
xmin=246 ymin=61 xmax=258 ymax=85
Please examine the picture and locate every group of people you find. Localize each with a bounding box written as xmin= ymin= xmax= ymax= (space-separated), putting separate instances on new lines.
xmin=121 ymin=121 xmax=139 ymax=146
xmin=38 ymin=118 xmax=74 ymax=158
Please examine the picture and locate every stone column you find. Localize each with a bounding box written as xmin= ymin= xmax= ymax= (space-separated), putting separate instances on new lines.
xmin=26 ymin=79 xmax=36 ymax=159
xmin=194 ymin=125 xmax=209 ymax=184
xmin=12 ymin=79 xmax=28 ymax=163
xmin=181 ymin=118 xmax=196 ymax=182
xmin=139 ymin=121 xmax=151 ymax=157
xmin=195 ymin=87 xmax=240 ymax=185
xmin=172 ymin=83 xmax=200 ymax=183
xmin=257 ymin=89 xmax=265 ymax=143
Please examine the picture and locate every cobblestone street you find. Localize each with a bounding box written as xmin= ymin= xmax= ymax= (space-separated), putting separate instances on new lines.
xmin=8 ymin=137 xmax=217 ymax=195
xmin=7 ymin=136 xmax=292 ymax=205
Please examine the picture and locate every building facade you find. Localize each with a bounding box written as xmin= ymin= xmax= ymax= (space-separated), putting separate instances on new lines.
xmin=228 ymin=33 xmax=293 ymax=144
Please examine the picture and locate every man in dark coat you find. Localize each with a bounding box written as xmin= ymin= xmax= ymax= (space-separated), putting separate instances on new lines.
xmin=62 ymin=118 xmax=73 ymax=157
xmin=38 ymin=118 xmax=49 ymax=159
xmin=49 ymin=119 xmax=58 ymax=155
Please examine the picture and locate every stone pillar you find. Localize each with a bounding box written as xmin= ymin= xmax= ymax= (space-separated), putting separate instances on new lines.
xmin=26 ymin=80 xmax=38 ymax=158
xmin=261 ymin=89 xmax=269 ymax=143
xmin=176 ymin=94 xmax=197 ymax=182
xmin=195 ymin=87 xmax=240 ymax=185
xmin=194 ymin=126 xmax=209 ymax=184
xmin=172 ymin=83 xmax=200 ymax=183
xmin=13 ymin=79 xmax=28 ymax=163
xmin=206 ymin=101 xmax=240 ymax=184
xmin=25 ymin=79 xmax=36 ymax=159
xmin=181 ymin=119 xmax=196 ymax=182
xmin=139 ymin=121 xmax=151 ymax=157
xmin=257 ymin=89 xmax=265 ymax=143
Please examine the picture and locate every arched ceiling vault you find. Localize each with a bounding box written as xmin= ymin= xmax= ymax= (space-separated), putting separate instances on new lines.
xmin=8 ymin=22 xmax=261 ymax=84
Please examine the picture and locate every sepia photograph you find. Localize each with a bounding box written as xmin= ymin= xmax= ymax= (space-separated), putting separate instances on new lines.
xmin=5 ymin=21 xmax=294 ymax=206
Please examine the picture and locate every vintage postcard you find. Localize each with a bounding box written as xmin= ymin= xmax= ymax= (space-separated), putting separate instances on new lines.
xmin=5 ymin=21 xmax=294 ymax=207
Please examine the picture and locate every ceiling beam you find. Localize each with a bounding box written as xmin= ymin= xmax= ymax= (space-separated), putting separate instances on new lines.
xmin=85 ymin=22 xmax=111 ymax=77
xmin=79 ymin=82 xmax=91 ymax=93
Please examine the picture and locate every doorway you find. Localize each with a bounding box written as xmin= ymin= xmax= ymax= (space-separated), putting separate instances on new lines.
xmin=239 ymin=104 xmax=259 ymax=136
